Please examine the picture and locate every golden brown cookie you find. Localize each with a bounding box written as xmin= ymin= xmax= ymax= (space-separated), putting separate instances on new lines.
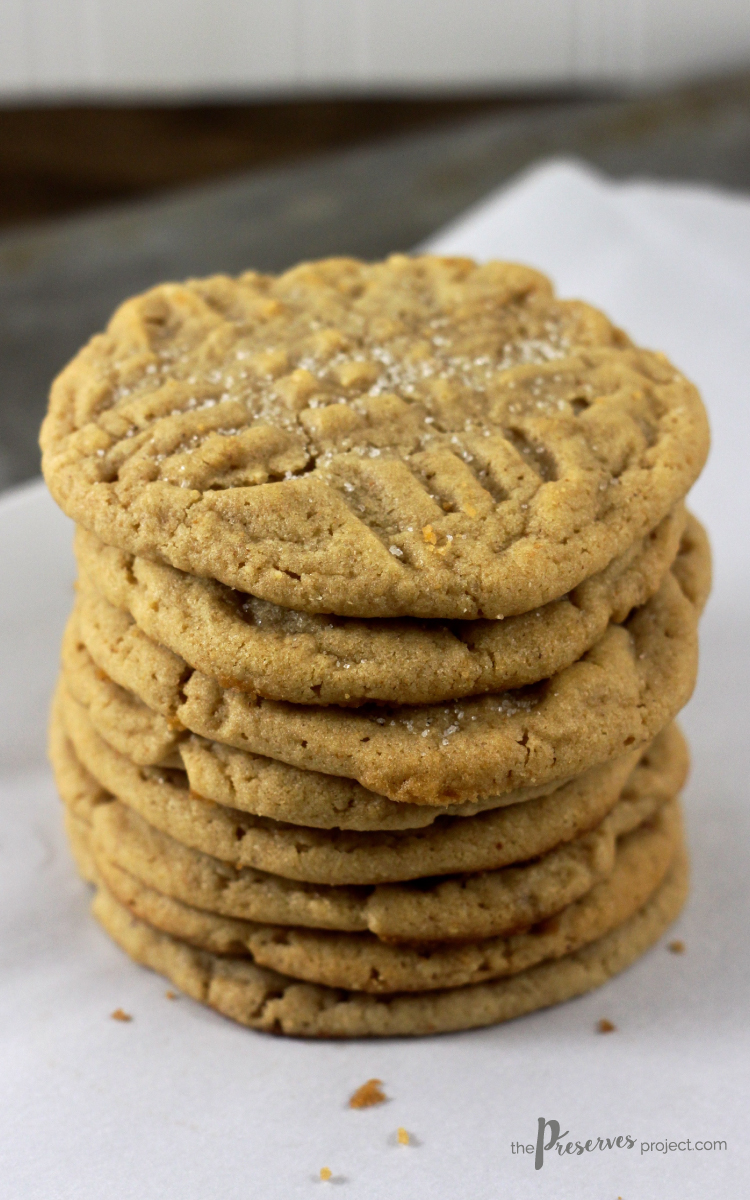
xmin=52 ymin=701 xmax=683 ymax=942
xmin=90 ymin=843 xmax=689 ymax=1036
xmin=178 ymin=733 xmax=567 ymax=831
xmin=56 ymin=635 xmax=595 ymax=821
xmin=66 ymin=528 xmax=706 ymax=804
xmin=91 ymin=800 xmax=681 ymax=993
xmin=60 ymin=680 xmax=664 ymax=884
xmin=55 ymin=651 xmax=592 ymax=828
xmin=41 ymin=256 xmax=709 ymax=619
xmin=84 ymin=726 xmax=686 ymax=936
xmin=73 ymin=506 xmax=686 ymax=706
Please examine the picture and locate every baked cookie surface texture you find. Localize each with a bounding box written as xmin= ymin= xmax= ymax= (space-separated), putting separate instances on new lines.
xmin=41 ymin=254 xmax=710 ymax=1036
xmin=41 ymin=256 xmax=709 ymax=619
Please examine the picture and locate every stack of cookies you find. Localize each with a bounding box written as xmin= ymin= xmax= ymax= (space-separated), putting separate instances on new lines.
xmin=40 ymin=255 xmax=710 ymax=1038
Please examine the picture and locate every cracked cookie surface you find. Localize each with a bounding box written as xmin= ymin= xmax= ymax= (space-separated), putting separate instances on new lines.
xmin=90 ymin=844 xmax=688 ymax=1036
xmin=91 ymin=802 xmax=681 ymax=993
xmin=64 ymin=521 xmax=707 ymax=805
xmin=41 ymin=256 xmax=709 ymax=619
xmin=57 ymin=685 xmax=659 ymax=886
xmin=52 ymin=705 xmax=684 ymax=942
xmin=73 ymin=505 xmax=686 ymax=706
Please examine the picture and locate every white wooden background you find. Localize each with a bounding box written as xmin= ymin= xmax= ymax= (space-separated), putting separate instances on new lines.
xmin=1 ymin=0 xmax=749 ymax=99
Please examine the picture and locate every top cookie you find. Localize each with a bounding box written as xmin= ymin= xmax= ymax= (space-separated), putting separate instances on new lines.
xmin=41 ymin=256 xmax=709 ymax=618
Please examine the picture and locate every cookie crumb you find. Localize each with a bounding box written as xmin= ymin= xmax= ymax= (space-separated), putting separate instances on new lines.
xmin=397 ymin=1127 xmax=410 ymax=1145
xmin=668 ymin=940 xmax=685 ymax=954
xmin=349 ymin=1078 xmax=386 ymax=1108
xmin=319 ymin=1167 xmax=332 ymax=1181
xmin=111 ymin=1008 xmax=132 ymax=1022
xmin=597 ymin=1018 xmax=616 ymax=1034
xmin=422 ymin=525 xmax=437 ymax=545
xmin=165 ymin=990 xmax=177 ymax=1000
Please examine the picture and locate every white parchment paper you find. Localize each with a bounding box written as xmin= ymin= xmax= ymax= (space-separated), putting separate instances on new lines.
xmin=1 ymin=160 xmax=748 ymax=1198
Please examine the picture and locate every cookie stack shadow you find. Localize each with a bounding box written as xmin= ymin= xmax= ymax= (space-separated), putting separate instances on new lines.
xmin=41 ymin=256 xmax=711 ymax=1037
